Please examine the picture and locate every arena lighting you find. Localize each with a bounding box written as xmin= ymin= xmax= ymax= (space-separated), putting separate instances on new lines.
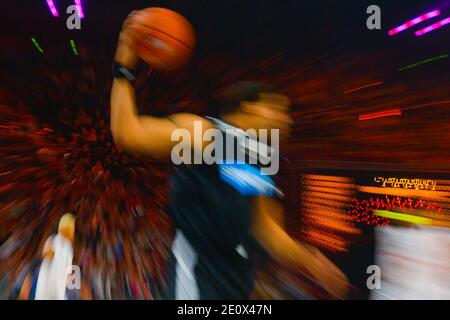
xmin=343 ymin=81 xmax=383 ymax=94
xmin=46 ymin=0 xmax=58 ymax=17
xmin=403 ymin=99 xmax=450 ymax=111
xmin=70 ymin=40 xmax=78 ymax=55
xmin=74 ymin=0 xmax=84 ymax=19
xmin=358 ymin=186 xmax=447 ymax=201
xmin=416 ymin=17 xmax=450 ymax=36
xmin=398 ymin=54 xmax=448 ymax=71
xmin=300 ymin=174 xmax=360 ymax=252
xmin=373 ymin=210 xmax=433 ymax=225
xmin=46 ymin=1 xmax=85 ymax=18
xmin=373 ymin=177 xmax=437 ymax=190
xmin=388 ymin=10 xmax=441 ymax=36
xmin=358 ymin=109 xmax=401 ymax=121
xmin=31 ymin=37 xmax=44 ymax=53
xmin=350 ymin=197 xmax=444 ymax=215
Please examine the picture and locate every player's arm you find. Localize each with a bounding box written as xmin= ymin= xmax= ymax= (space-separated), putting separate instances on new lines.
xmin=111 ymin=78 xmax=175 ymax=156
xmin=111 ymin=15 xmax=213 ymax=158
xmin=250 ymin=196 xmax=314 ymax=271
xmin=111 ymin=81 xmax=213 ymax=157
xmin=18 ymin=273 xmax=32 ymax=300
xmin=42 ymin=235 xmax=55 ymax=260
xmin=250 ymin=196 xmax=349 ymax=298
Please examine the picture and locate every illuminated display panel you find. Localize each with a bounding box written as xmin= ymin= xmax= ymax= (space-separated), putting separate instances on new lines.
xmin=299 ymin=174 xmax=361 ymax=252
xmin=373 ymin=177 xmax=437 ymax=190
xmin=298 ymin=168 xmax=450 ymax=252
xmin=289 ymin=165 xmax=450 ymax=299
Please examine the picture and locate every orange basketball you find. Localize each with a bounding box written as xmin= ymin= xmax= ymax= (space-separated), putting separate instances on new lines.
xmin=127 ymin=8 xmax=196 ymax=71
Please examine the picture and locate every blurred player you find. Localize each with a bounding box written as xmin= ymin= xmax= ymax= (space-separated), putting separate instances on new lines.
xmin=110 ymin=12 xmax=349 ymax=299
xmin=34 ymin=213 xmax=75 ymax=300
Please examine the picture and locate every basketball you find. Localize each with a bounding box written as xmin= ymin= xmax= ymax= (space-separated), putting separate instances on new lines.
xmin=127 ymin=8 xmax=196 ymax=71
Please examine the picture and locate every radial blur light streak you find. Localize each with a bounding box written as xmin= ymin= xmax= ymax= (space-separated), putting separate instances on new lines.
xmin=374 ymin=210 xmax=433 ymax=225
xmin=343 ymin=81 xmax=384 ymax=94
xmin=46 ymin=0 xmax=59 ymax=17
xmin=74 ymin=0 xmax=84 ymax=19
xmin=415 ymin=17 xmax=450 ymax=36
xmin=388 ymin=10 xmax=440 ymax=36
xmin=70 ymin=39 xmax=78 ymax=55
xmin=0 ymin=51 xmax=174 ymax=299
xmin=31 ymin=37 xmax=44 ymax=53
xmin=358 ymin=109 xmax=401 ymax=121
xmin=402 ymin=99 xmax=450 ymax=111
xmin=398 ymin=54 xmax=448 ymax=71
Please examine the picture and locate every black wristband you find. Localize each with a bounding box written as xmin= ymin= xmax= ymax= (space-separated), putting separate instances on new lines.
xmin=112 ymin=61 xmax=135 ymax=82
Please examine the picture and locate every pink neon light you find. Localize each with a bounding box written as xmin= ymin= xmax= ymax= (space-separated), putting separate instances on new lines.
xmin=46 ymin=0 xmax=58 ymax=17
xmin=74 ymin=0 xmax=84 ymax=19
xmin=388 ymin=10 xmax=440 ymax=36
xmin=415 ymin=17 xmax=450 ymax=36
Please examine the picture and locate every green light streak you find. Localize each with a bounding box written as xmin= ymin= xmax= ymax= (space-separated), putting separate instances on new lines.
xmin=398 ymin=54 xmax=448 ymax=71
xmin=373 ymin=210 xmax=433 ymax=225
xmin=31 ymin=37 xmax=44 ymax=53
xmin=70 ymin=40 xmax=78 ymax=56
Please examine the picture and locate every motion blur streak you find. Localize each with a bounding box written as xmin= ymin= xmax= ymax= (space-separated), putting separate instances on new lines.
xmin=415 ymin=17 xmax=450 ymax=36
xmin=373 ymin=210 xmax=433 ymax=225
xmin=31 ymin=37 xmax=44 ymax=54
xmin=358 ymin=109 xmax=402 ymax=121
xmin=46 ymin=0 xmax=58 ymax=17
xmin=388 ymin=10 xmax=441 ymax=36
xmin=398 ymin=54 xmax=448 ymax=71
xmin=373 ymin=226 xmax=450 ymax=299
xmin=343 ymin=81 xmax=383 ymax=94
xmin=74 ymin=0 xmax=84 ymax=19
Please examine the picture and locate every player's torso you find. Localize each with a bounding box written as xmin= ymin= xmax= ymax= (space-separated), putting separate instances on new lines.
xmin=169 ymin=162 xmax=252 ymax=254
xmin=167 ymin=117 xmax=281 ymax=299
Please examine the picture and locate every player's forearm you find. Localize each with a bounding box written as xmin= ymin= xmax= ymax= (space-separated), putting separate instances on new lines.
xmin=110 ymin=78 xmax=140 ymax=146
xmin=251 ymin=197 xmax=317 ymax=275
xmin=251 ymin=215 xmax=314 ymax=275
xmin=18 ymin=274 xmax=31 ymax=300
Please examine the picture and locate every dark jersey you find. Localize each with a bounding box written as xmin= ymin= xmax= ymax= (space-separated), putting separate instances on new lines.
xmin=166 ymin=117 xmax=281 ymax=299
